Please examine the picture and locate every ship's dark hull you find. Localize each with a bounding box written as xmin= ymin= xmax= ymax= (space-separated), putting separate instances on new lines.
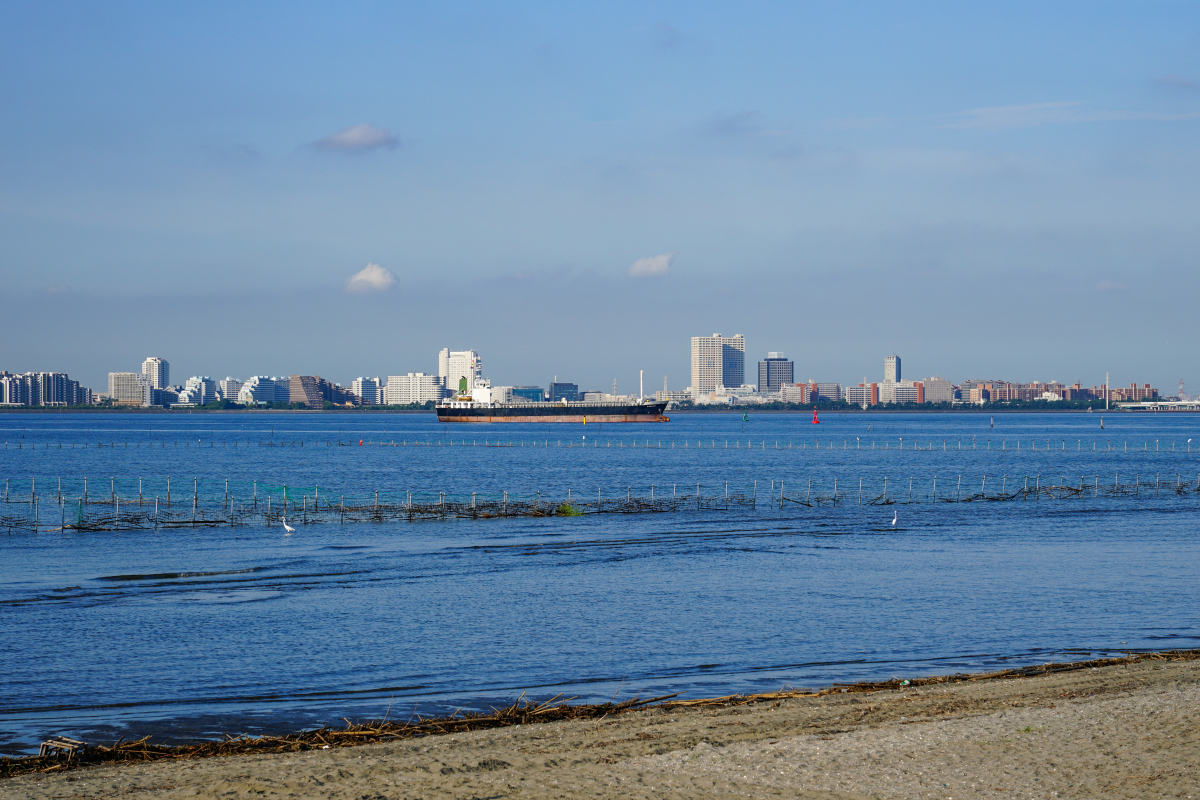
xmin=436 ymin=401 xmax=669 ymax=423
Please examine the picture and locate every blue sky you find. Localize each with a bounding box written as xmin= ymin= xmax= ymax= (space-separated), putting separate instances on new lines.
xmin=3 ymin=1 xmax=1198 ymax=394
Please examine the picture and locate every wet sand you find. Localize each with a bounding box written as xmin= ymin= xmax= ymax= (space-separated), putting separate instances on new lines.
xmin=6 ymin=658 xmax=1198 ymax=799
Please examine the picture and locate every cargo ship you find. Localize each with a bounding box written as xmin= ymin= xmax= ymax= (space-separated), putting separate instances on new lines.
xmin=435 ymin=378 xmax=669 ymax=423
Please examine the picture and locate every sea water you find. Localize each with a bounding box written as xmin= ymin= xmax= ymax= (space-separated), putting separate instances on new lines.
xmin=1 ymin=410 xmax=1198 ymax=754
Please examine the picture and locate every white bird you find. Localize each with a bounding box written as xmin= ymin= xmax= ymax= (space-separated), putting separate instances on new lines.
xmin=282 ymin=518 xmax=295 ymax=534
xmin=890 ymin=510 xmax=898 ymax=527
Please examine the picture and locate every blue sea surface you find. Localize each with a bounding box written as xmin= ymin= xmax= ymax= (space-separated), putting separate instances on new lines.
xmin=1 ymin=410 xmax=1198 ymax=754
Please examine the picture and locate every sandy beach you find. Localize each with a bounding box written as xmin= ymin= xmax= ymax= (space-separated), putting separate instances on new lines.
xmin=5 ymin=658 xmax=1198 ymax=800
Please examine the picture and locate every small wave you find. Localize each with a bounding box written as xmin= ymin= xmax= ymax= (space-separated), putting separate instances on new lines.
xmin=96 ymin=567 xmax=263 ymax=582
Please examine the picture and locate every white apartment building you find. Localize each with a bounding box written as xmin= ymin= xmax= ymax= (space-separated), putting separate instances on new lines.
xmin=845 ymin=384 xmax=877 ymax=407
xmin=690 ymin=334 xmax=745 ymax=400
xmin=238 ymin=376 xmax=276 ymax=405
xmin=438 ymin=348 xmax=481 ymax=394
xmin=219 ymin=378 xmax=243 ymax=401
xmin=384 ymin=373 xmax=443 ymax=405
xmin=177 ymin=376 xmax=218 ymax=406
xmin=780 ymin=384 xmax=814 ymax=404
xmin=878 ymin=379 xmax=919 ymax=404
xmin=141 ymin=357 xmax=169 ymax=389
xmin=1 ymin=372 xmax=90 ymax=406
xmin=351 ymin=377 xmax=382 ymax=405
xmin=109 ymin=372 xmax=152 ymax=407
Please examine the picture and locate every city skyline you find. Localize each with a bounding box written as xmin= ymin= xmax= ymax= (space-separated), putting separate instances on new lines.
xmin=4 ymin=337 xmax=1184 ymax=407
xmin=0 ymin=340 xmax=1171 ymax=408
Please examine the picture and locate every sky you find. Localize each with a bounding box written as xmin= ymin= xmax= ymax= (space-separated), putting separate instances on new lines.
xmin=2 ymin=1 xmax=1198 ymax=395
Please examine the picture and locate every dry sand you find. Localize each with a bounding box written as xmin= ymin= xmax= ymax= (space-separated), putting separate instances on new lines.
xmin=6 ymin=659 xmax=1198 ymax=799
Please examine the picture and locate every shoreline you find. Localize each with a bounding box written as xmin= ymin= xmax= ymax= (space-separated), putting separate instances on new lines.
xmin=6 ymin=649 xmax=1198 ymax=798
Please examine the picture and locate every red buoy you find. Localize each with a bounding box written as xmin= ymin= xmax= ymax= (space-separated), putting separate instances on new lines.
xmin=812 ymin=408 xmax=820 ymax=424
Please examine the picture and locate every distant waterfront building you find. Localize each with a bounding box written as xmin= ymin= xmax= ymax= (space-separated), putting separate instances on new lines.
xmin=272 ymin=378 xmax=292 ymax=405
xmin=845 ymin=383 xmax=879 ymax=407
xmin=289 ymin=376 xmax=361 ymax=409
xmin=691 ymin=334 xmax=745 ymax=401
xmin=922 ymin=377 xmax=955 ymax=403
xmin=884 ymin=355 xmax=901 ymax=383
xmin=548 ymin=381 xmax=579 ymax=402
xmin=351 ymin=377 xmax=382 ymax=405
xmin=780 ymin=383 xmax=815 ymax=404
xmin=289 ymin=375 xmax=325 ymax=408
xmin=511 ymin=385 xmax=545 ymax=403
xmin=384 ymin=373 xmax=442 ymax=405
xmin=141 ymin=357 xmax=169 ymax=390
xmin=655 ymin=389 xmax=692 ymax=404
xmin=238 ymin=376 xmax=276 ymax=406
xmin=1 ymin=372 xmax=90 ymax=406
xmin=176 ymin=376 xmax=218 ymax=406
xmin=438 ymin=349 xmax=481 ymax=394
xmin=109 ymin=372 xmax=153 ymax=407
xmin=219 ymin=378 xmax=243 ymax=402
xmin=488 ymin=386 xmax=515 ymax=403
xmin=891 ymin=382 xmax=925 ymax=404
xmin=816 ymin=382 xmax=842 ymax=402
xmin=153 ymin=387 xmax=179 ymax=406
xmin=757 ymin=352 xmax=794 ymax=394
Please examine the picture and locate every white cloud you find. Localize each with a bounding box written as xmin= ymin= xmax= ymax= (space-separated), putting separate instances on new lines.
xmin=1096 ymin=279 xmax=1123 ymax=291
xmin=629 ymin=253 xmax=673 ymax=278
xmin=316 ymin=123 xmax=399 ymax=152
xmin=345 ymin=263 xmax=396 ymax=293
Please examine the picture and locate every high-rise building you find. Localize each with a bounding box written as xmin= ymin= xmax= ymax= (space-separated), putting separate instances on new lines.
xmin=922 ymin=377 xmax=955 ymax=403
xmin=272 ymin=378 xmax=292 ymax=405
xmin=548 ymin=381 xmax=578 ymax=402
xmin=438 ymin=349 xmax=481 ymax=394
xmin=757 ymin=352 xmax=794 ymax=393
xmin=691 ymin=334 xmax=745 ymax=399
xmin=109 ymin=372 xmax=153 ymax=407
xmin=384 ymin=373 xmax=442 ymax=405
xmin=351 ymin=377 xmax=382 ymax=405
xmin=238 ymin=376 xmax=276 ymax=405
xmin=219 ymin=378 xmax=243 ymax=401
xmin=178 ymin=376 xmax=218 ymax=406
xmin=884 ymin=355 xmax=901 ymax=383
xmin=141 ymin=357 xmax=169 ymax=390
xmin=1 ymin=372 xmax=89 ymax=406
xmin=845 ymin=383 xmax=879 ymax=407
